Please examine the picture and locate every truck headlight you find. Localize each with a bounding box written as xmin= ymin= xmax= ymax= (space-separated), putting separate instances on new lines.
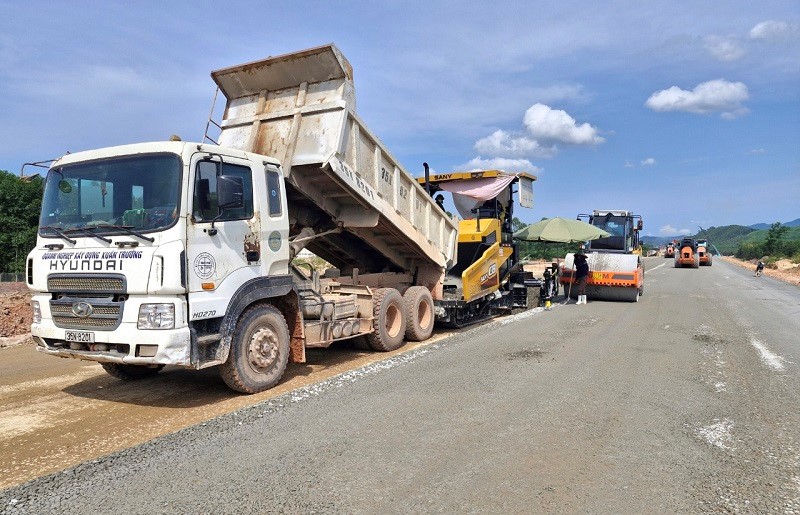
xmin=32 ymin=301 xmax=41 ymax=324
xmin=138 ymin=304 xmax=175 ymax=329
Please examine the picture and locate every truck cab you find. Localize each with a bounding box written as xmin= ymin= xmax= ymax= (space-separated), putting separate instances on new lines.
xmin=28 ymin=142 xmax=291 ymax=377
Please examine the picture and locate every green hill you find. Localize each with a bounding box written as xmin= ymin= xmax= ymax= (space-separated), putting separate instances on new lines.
xmin=693 ymin=225 xmax=755 ymax=255
xmin=740 ymin=225 xmax=800 ymax=244
xmin=692 ymin=223 xmax=800 ymax=259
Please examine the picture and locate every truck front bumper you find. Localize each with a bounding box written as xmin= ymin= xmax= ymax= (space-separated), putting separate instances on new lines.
xmin=30 ymin=294 xmax=192 ymax=367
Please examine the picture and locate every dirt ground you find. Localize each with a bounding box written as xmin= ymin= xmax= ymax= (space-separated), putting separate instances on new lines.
xmin=0 ymin=283 xmax=32 ymax=341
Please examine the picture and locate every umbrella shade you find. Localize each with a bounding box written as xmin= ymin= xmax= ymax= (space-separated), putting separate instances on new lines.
xmin=513 ymin=217 xmax=611 ymax=243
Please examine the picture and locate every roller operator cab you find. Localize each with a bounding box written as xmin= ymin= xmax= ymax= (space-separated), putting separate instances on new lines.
xmin=560 ymin=210 xmax=645 ymax=302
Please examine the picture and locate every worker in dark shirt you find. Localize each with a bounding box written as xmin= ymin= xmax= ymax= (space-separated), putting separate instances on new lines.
xmin=574 ymin=251 xmax=589 ymax=305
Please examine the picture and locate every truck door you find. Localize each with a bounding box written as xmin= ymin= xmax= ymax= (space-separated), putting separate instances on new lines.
xmin=186 ymin=155 xmax=260 ymax=320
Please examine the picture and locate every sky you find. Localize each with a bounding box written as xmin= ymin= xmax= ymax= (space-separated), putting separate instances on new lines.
xmin=1 ymin=1 xmax=798 ymax=237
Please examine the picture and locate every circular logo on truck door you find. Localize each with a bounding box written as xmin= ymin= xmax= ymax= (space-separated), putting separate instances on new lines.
xmin=194 ymin=253 xmax=216 ymax=279
xmin=268 ymin=231 xmax=282 ymax=252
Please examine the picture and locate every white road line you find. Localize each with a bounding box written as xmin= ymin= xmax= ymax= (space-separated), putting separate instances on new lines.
xmin=750 ymin=338 xmax=786 ymax=372
xmin=649 ymin=263 xmax=666 ymax=272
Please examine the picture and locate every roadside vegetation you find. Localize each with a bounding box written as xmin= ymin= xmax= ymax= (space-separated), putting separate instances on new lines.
xmin=0 ymin=170 xmax=43 ymax=274
xmin=734 ymin=222 xmax=800 ymax=266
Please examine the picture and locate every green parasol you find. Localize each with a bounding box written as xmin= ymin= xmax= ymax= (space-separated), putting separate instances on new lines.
xmin=513 ymin=217 xmax=611 ymax=243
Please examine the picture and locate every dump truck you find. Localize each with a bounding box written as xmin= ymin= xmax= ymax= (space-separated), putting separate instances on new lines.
xmin=696 ymin=239 xmax=712 ymax=266
xmin=675 ymin=237 xmax=699 ymax=268
xmin=417 ymin=169 xmax=539 ymax=326
xmin=26 ymin=44 xmax=469 ymax=393
xmin=559 ymin=210 xmax=644 ymax=302
xmin=664 ymin=242 xmax=675 ymax=259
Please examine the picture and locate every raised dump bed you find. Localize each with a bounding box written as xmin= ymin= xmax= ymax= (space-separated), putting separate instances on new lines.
xmin=211 ymin=44 xmax=458 ymax=292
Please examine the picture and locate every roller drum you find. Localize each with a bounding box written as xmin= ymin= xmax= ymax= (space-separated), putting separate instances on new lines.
xmin=563 ymin=252 xmax=641 ymax=302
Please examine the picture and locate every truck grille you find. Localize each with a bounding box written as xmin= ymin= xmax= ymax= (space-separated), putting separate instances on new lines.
xmin=47 ymin=274 xmax=126 ymax=294
xmin=50 ymin=299 xmax=124 ymax=330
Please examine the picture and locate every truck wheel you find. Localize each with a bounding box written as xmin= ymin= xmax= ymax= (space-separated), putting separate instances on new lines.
xmin=219 ymin=304 xmax=290 ymax=394
xmin=403 ymin=286 xmax=434 ymax=341
xmin=367 ymin=288 xmax=406 ymax=351
xmin=101 ymin=363 xmax=164 ymax=380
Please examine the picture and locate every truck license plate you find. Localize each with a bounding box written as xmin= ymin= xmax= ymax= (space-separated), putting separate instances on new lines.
xmin=65 ymin=330 xmax=95 ymax=343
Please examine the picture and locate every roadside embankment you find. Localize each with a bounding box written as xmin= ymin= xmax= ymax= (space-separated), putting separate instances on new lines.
xmin=720 ymin=256 xmax=800 ymax=286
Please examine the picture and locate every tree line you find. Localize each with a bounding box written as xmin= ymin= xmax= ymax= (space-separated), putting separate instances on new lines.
xmin=0 ymin=170 xmax=43 ymax=274
xmin=735 ymin=222 xmax=800 ymax=263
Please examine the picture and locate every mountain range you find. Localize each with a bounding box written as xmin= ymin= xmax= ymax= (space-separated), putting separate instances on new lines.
xmin=642 ymin=218 xmax=800 ymax=254
xmin=748 ymin=218 xmax=800 ymax=230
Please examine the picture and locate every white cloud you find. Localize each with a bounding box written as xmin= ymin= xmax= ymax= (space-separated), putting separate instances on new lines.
xmin=474 ymin=129 xmax=557 ymax=158
xmin=660 ymin=224 xmax=691 ymax=235
xmin=645 ymin=79 xmax=749 ymax=119
xmin=641 ymin=158 xmax=656 ymax=166
xmin=468 ymin=103 xmax=602 ymax=166
xmin=456 ymin=156 xmax=542 ymax=174
xmin=704 ymin=36 xmax=745 ymax=62
xmin=746 ymin=148 xmax=766 ymax=155
xmin=624 ymin=160 xmax=634 ymax=168
xmin=523 ymin=103 xmax=605 ymax=145
xmin=750 ymin=20 xmax=800 ymax=40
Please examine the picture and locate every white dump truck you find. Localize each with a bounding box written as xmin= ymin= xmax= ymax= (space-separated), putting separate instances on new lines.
xmin=26 ymin=45 xmax=459 ymax=393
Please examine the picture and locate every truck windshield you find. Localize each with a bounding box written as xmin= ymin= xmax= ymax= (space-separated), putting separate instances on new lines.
xmin=39 ymin=154 xmax=181 ymax=237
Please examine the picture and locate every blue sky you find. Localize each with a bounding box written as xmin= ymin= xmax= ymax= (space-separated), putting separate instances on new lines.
xmin=1 ymin=1 xmax=798 ymax=236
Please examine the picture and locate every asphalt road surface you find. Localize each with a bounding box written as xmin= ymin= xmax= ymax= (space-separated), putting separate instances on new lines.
xmin=1 ymin=257 xmax=799 ymax=513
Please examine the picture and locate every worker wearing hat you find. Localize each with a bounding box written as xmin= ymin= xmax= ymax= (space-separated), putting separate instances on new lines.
xmin=574 ymin=250 xmax=589 ymax=305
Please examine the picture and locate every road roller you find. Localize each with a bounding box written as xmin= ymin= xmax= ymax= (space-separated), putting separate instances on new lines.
xmin=560 ymin=209 xmax=645 ymax=302
xmin=697 ymin=239 xmax=713 ymax=266
xmin=674 ymin=237 xmax=700 ymax=268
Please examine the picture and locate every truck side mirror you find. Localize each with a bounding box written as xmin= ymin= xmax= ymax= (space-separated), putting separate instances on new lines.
xmin=217 ymin=175 xmax=244 ymax=209
xmin=637 ymin=220 xmax=643 ymax=231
